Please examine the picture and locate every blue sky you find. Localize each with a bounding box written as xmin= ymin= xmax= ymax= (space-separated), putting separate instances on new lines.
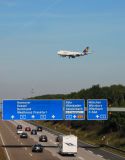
xmin=0 ymin=0 xmax=125 ymax=99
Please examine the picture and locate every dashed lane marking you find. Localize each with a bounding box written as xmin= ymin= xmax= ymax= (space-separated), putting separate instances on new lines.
xmin=88 ymin=150 xmax=93 ymax=154
xmin=78 ymin=156 xmax=85 ymax=160
xmin=0 ymin=133 xmax=11 ymax=160
xmin=29 ymin=153 xmax=32 ymax=157
xmin=96 ymin=154 xmax=103 ymax=158
xmin=25 ymin=147 xmax=27 ymax=151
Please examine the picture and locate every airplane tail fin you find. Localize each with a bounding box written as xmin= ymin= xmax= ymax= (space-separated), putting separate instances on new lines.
xmin=83 ymin=46 xmax=90 ymax=55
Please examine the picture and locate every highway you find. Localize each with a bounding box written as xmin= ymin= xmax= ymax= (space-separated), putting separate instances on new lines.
xmin=0 ymin=120 xmax=59 ymax=160
xmin=0 ymin=120 xmax=125 ymax=160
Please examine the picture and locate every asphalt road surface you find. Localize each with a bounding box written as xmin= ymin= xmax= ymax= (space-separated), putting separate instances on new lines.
xmin=0 ymin=120 xmax=125 ymax=160
xmin=0 ymin=120 xmax=59 ymax=160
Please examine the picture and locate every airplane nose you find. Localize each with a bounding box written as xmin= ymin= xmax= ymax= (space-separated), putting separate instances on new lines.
xmin=57 ymin=51 xmax=61 ymax=54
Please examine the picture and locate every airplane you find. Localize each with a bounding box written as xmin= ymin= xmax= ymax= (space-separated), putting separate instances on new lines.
xmin=57 ymin=46 xmax=93 ymax=58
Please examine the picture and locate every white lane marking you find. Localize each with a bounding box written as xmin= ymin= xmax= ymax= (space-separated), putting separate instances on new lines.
xmin=0 ymin=133 xmax=11 ymax=160
xmin=53 ymin=142 xmax=57 ymax=145
xmin=97 ymin=154 xmax=103 ymax=158
xmin=25 ymin=147 xmax=27 ymax=151
xmin=88 ymin=150 xmax=93 ymax=154
xmin=29 ymin=153 xmax=32 ymax=157
xmin=78 ymin=157 xmax=85 ymax=160
xmin=49 ymin=139 xmax=56 ymax=144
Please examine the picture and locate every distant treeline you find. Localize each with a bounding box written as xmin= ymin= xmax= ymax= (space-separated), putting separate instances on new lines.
xmin=32 ymin=84 xmax=125 ymax=135
xmin=32 ymin=84 xmax=125 ymax=107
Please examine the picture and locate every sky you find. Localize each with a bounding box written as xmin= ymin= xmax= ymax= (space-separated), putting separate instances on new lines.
xmin=0 ymin=0 xmax=125 ymax=99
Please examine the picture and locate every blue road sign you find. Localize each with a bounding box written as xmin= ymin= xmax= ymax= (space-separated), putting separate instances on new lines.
xmin=87 ymin=99 xmax=108 ymax=120
xmin=2 ymin=99 xmax=63 ymax=120
xmin=64 ymin=99 xmax=85 ymax=120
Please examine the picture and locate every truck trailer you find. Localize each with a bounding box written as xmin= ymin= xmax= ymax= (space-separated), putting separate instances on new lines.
xmin=58 ymin=135 xmax=77 ymax=156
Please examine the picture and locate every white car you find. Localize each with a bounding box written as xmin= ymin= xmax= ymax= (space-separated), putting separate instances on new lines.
xmin=17 ymin=129 xmax=23 ymax=134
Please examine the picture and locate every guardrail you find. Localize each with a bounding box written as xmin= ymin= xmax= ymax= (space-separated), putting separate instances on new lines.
xmin=103 ymin=144 xmax=125 ymax=153
xmin=0 ymin=145 xmax=58 ymax=148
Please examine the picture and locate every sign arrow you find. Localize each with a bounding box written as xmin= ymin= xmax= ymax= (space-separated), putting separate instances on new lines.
xmin=96 ymin=115 xmax=99 ymax=118
xmin=73 ymin=115 xmax=76 ymax=119
xmin=52 ymin=115 xmax=55 ymax=119
xmin=31 ymin=115 xmax=35 ymax=119
xmin=11 ymin=115 xmax=15 ymax=119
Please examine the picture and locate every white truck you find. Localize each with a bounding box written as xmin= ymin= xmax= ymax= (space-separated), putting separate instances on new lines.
xmin=58 ymin=135 xmax=77 ymax=156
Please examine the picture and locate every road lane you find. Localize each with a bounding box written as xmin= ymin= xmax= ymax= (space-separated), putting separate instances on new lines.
xmin=0 ymin=120 xmax=60 ymax=160
xmin=0 ymin=121 xmax=32 ymax=160
xmin=14 ymin=120 xmax=125 ymax=160
xmin=0 ymin=133 xmax=8 ymax=160
xmin=6 ymin=120 xmax=125 ymax=160
xmin=11 ymin=120 xmax=106 ymax=160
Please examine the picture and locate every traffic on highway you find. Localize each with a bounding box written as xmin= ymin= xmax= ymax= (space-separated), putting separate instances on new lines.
xmin=0 ymin=120 xmax=125 ymax=160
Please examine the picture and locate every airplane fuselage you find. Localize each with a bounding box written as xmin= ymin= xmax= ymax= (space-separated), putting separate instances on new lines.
xmin=57 ymin=50 xmax=83 ymax=58
xmin=57 ymin=47 xmax=92 ymax=58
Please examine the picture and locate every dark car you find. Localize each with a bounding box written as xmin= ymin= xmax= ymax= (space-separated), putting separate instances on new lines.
xmin=25 ymin=127 xmax=31 ymax=131
xmin=55 ymin=136 xmax=60 ymax=142
xmin=36 ymin=126 xmax=42 ymax=131
xmin=31 ymin=129 xmax=37 ymax=135
xmin=17 ymin=125 xmax=22 ymax=130
xmin=32 ymin=144 xmax=43 ymax=152
xmin=39 ymin=135 xmax=48 ymax=142
xmin=20 ymin=132 xmax=28 ymax=138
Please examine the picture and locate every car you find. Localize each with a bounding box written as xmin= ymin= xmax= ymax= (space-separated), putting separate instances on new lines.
xmin=31 ymin=129 xmax=37 ymax=135
xmin=55 ymin=136 xmax=60 ymax=142
xmin=39 ymin=135 xmax=48 ymax=142
xmin=17 ymin=129 xmax=23 ymax=135
xmin=36 ymin=126 xmax=42 ymax=131
xmin=32 ymin=144 xmax=43 ymax=152
xmin=20 ymin=132 xmax=28 ymax=138
xmin=25 ymin=127 xmax=31 ymax=131
xmin=17 ymin=125 xmax=22 ymax=130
